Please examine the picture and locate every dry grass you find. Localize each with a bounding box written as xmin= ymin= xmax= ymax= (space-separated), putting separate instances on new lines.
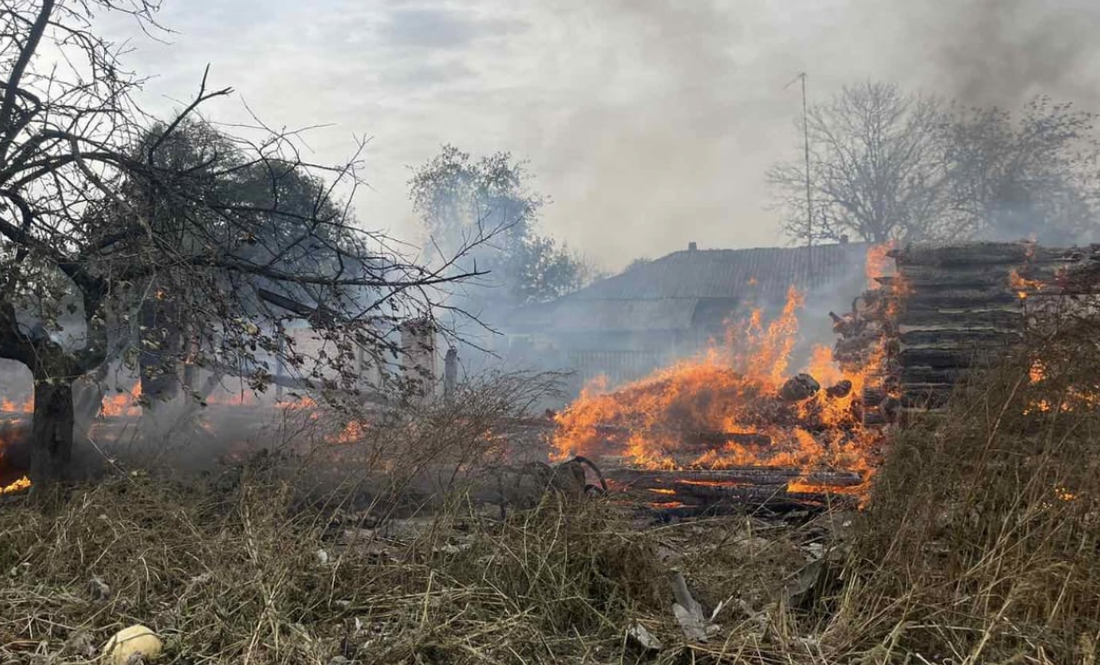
xmin=4 ymin=341 xmax=1100 ymax=664
xmin=825 ymin=321 xmax=1100 ymax=664
xmin=0 ymin=472 xmax=668 ymax=664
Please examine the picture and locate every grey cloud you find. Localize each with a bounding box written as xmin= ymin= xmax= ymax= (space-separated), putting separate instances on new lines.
xmin=380 ymin=7 xmax=526 ymax=51
xmin=379 ymin=59 xmax=476 ymax=91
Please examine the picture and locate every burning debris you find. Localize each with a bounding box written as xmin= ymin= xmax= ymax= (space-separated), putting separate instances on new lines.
xmin=536 ymin=241 xmax=1100 ymax=519
xmin=550 ymin=245 xmax=898 ymax=510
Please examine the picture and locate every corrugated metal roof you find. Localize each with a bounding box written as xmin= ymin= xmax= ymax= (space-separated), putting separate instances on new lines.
xmin=510 ymin=297 xmax=703 ymax=332
xmin=508 ymin=242 xmax=869 ymax=333
xmin=573 ymin=242 xmax=868 ymax=301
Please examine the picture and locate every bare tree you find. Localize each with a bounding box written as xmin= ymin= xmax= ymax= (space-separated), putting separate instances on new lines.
xmin=770 ymin=81 xmax=1100 ymax=247
xmin=769 ymin=81 xmax=953 ymax=244
xmin=0 ymin=1 xmax=484 ymax=486
xmin=942 ymin=97 xmax=1100 ymax=245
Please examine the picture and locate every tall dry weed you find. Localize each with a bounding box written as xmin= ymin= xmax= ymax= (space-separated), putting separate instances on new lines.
xmin=827 ymin=318 xmax=1100 ymax=663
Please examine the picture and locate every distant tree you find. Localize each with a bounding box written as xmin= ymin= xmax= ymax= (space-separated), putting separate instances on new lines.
xmin=119 ymin=119 xmax=361 ymax=405
xmin=409 ymin=145 xmax=590 ymax=305
xmin=771 ymin=81 xmax=1100 ymax=245
xmin=941 ymin=98 xmax=1100 ymax=245
xmin=621 ymin=257 xmax=653 ymax=273
xmin=769 ymin=81 xmax=951 ymax=244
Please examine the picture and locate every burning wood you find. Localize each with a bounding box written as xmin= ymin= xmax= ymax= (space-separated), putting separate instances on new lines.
xmin=550 ymin=260 xmax=893 ymax=506
xmin=607 ymin=467 xmax=865 ymax=488
xmin=779 ymin=373 xmax=820 ymax=402
xmin=600 ymin=461 xmax=865 ymax=516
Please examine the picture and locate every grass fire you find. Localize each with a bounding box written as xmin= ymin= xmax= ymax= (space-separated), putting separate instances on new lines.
xmin=6 ymin=1 xmax=1100 ymax=664
xmin=550 ymin=285 xmax=880 ymax=505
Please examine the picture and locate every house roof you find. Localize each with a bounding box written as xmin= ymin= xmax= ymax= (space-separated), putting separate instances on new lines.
xmin=507 ymin=242 xmax=869 ymax=333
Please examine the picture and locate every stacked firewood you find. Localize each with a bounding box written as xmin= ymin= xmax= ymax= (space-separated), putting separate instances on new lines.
xmin=834 ymin=241 xmax=1100 ymax=418
xmin=830 ymin=284 xmax=902 ymax=425
xmin=889 ymin=243 xmax=1033 ymax=412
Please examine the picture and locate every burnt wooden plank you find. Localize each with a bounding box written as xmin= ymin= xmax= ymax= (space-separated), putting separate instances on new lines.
xmin=1030 ymin=246 xmax=1100 ymax=263
xmin=892 ymin=242 xmax=1031 ymax=267
xmin=894 ymin=279 xmax=1019 ymax=297
xmin=901 ymin=367 xmax=971 ymax=385
xmin=899 ymin=329 xmax=1022 ymax=348
xmin=646 ymin=497 xmax=847 ymax=519
xmin=902 ymin=293 xmax=1022 ymax=310
xmin=667 ymin=483 xmax=859 ymax=502
xmin=893 ymin=240 xmax=1029 ymax=267
xmin=898 ymin=347 xmax=1002 ymax=368
xmin=898 ymin=308 xmax=1024 ymax=330
xmin=608 ymin=467 xmax=864 ymax=487
xmin=899 ymin=267 xmax=1018 ymax=288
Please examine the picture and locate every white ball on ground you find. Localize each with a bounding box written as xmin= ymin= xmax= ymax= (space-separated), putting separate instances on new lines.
xmin=103 ymin=624 xmax=163 ymax=664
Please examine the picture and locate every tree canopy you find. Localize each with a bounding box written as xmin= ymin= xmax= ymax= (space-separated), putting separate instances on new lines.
xmin=409 ymin=144 xmax=590 ymax=307
xmin=770 ymin=81 xmax=1100 ymax=246
xmin=0 ymin=0 xmax=484 ymax=484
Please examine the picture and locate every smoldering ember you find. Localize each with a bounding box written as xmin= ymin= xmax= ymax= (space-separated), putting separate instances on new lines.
xmin=6 ymin=3 xmax=1100 ymax=665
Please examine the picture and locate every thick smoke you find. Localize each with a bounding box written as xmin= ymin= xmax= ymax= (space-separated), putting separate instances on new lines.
xmin=897 ymin=0 xmax=1100 ymax=108
xmin=95 ymin=0 xmax=1100 ymax=271
xmin=519 ymin=0 xmax=1100 ymax=268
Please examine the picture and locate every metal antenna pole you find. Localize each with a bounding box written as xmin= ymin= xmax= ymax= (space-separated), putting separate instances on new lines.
xmin=785 ymin=72 xmax=814 ymax=280
xmin=800 ymin=73 xmax=813 ymax=279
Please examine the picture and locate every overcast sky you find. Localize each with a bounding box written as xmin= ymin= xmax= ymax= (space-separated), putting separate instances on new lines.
xmin=98 ymin=0 xmax=1100 ymax=272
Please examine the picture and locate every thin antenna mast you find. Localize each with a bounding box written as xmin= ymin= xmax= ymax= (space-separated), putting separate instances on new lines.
xmin=785 ymin=72 xmax=814 ymax=278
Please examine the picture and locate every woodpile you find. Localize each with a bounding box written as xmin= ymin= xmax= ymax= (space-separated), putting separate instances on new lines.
xmin=834 ymin=241 xmax=1100 ymax=418
xmin=830 ymin=283 xmax=901 ymax=425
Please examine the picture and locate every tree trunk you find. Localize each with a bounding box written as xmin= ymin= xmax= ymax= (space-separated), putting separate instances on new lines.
xmin=29 ymin=377 xmax=75 ymax=486
xmin=139 ymin=291 xmax=182 ymax=407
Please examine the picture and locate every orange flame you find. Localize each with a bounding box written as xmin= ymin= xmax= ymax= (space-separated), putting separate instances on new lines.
xmin=1029 ymin=360 xmax=1046 ymax=384
xmin=1009 ymin=269 xmax=1043 ymax=300
xmin=1 ymin=397 xmax=33 ymax=414
xmin=552 ymin=288 xmax=881 ymax=496
xmin=1024 ymin=358 xmax=1100 ymax=414
xmin=865 ymin=241 xmax=895 ymax=286
xmin=100 ymin=382 xmax=142 ymax=418
xmin=329 ymin=420 xmax=365 ymax=445
xmin=1 ymin=475 xmax=30 ymax=494
xmin=1055 ymin=486 xmax=1077 ymax=502
xmin=551 ymin=244 xmax=903 ymax=502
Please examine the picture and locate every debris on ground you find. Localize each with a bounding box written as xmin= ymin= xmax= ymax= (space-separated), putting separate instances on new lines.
xmin=626 ymin=621 xmax=663 ymax=652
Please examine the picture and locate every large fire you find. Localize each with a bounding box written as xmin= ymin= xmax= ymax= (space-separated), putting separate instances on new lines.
xmin=551 ymin=247 xmax=895 ymax=498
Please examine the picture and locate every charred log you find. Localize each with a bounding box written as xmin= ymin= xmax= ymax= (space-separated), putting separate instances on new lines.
xmin=607 ymin=467 xmax=864 ymax=488
xmin=779 ymin=373 xmax=820 ymax=402
xmin=891 ymin=242 xmax=1032 ymax=267
xmin=898 ymin=309 xmax=1023 ymax=330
